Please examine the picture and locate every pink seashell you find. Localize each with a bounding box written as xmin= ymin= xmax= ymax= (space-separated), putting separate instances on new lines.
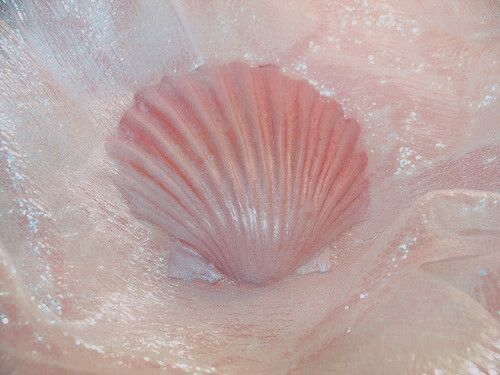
xmin=106 ymin=62 xmax=368 ymax=284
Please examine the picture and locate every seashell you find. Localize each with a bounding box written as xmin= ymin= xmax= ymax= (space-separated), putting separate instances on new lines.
xmin=106 ymin=62 xmax=368 ymax=285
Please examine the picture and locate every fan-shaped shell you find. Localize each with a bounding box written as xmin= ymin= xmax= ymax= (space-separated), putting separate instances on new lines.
xmin=106 ymin=62 xmax=368 ymax=284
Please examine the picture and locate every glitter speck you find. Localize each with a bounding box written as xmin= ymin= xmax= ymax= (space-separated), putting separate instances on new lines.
xmin=295 ymin=62 xmax=308 ymax=71
xmin=477 ymin=95 xmax=495 ymax=109
xmin=2 ymin=317 xmax=9 ymax=324
xmin=319 ymin=87 xmax=335 ymax=97
xmin=395 ymin=147 xmax=417 ymax=175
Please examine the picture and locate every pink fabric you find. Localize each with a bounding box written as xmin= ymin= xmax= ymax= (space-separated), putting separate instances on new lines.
xmin=0 ymin=1 xmax=498 ymax=373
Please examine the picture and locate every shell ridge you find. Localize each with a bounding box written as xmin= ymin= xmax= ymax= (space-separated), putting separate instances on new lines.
xmin=283 ymin=112 xmax=360 ymax=270
xmin=291 ymin=79 xmax=310 ymax=256
xmin=281 ymin=79 xmax=306 ymax=262
xmin=315 ymin=112 xmax=354 ymax=201
xmin=311 ymin=107 xmax=341 ymax=204
xmin=135 ymin=89 xmax=221 ymax=209
xmin=232 ymin=66 xmax=265 ymax=243
xmin=308 ymin=105 xmax=337 ymax=202
xmin=134 ymin=87 xmax=237 ymax=274
xmin=217 ymin=66 xmax=265 ymax=251
xmin=178 ymin=75 xmax=238 ymax=210
xmin=203 ymin=67 xmax=258 ymax=269
xmin=219 ymin=65 xmax=267 ymax=269
xmin=118 ymin=177 xmax=208 ymax=251
xmin=316 ymin=155 xmax=368 ymax=245
xmin=287 ymin=165 xmax=367 ymax=270
xmin=264 ymin=69 xmax=282 ymax=242
xmin=144 ymin=86 xmax=223 ymax=188
xmin=283 ymin=79 xmax=296 ymax=242
xmin=301 ymin=99 xmax=327 ymax=203
xmin=264 ymin=70 xmax=286 ymax=247
xmin=244 ymin=65 xmax=278 ymax=270
xmin=263 ymin=68 xmax=283 ymax=243
xmin=193 ymin=66 xmax=269 ymax=274
xmin=269 ymin=73 xmax=292 ymax=268
xmin=143 ymin=84 xmax=236 ymax=260
xmin=114 ymin=122 xmax=224 ymax=248
xmin=120 ymin=108 xmax=213 ymax=218
xmin=245 ymin=66 xmax=271 ymax=266
xmin=319 ymin=175 xmax=368 ymax=251
xmin=315 ymin=126 xmax=360 ymax=223
xmin=292 ymin=83 xmax=323 ymax=252
xmin=318 ymin=121 xmax=362 ymax=212
xmin=264 ymin=68 xmax=288 ymax=267
xmin=295 ymin=85 xmax=317 ymax=206
xmin=248 ymin=66 xmax=274 ymax=253
xmin=111 ymin=145 xmax=222 ymax=254
xmin=250 ymin=67 xmax=274 ymax=252
xmin=109 ymin=140 xmax=195 ymax=223
xmin=258 ymin=66 xmax=287 ymax=268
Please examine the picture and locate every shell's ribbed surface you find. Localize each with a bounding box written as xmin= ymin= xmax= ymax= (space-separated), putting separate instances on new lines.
xmin=106 ymin=62 xmax=368 ymax=284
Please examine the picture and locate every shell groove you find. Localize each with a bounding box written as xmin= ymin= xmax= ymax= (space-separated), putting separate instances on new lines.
xmin=106 ymin=62 xmax=368 ymax=284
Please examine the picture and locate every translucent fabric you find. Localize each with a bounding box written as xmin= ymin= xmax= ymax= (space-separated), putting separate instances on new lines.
xmin=0 ymin=1 xmax=498 ymax=374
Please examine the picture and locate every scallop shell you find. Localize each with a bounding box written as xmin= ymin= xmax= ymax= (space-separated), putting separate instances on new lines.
xmin=106 ymin=62 xmax=368 ymax=284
